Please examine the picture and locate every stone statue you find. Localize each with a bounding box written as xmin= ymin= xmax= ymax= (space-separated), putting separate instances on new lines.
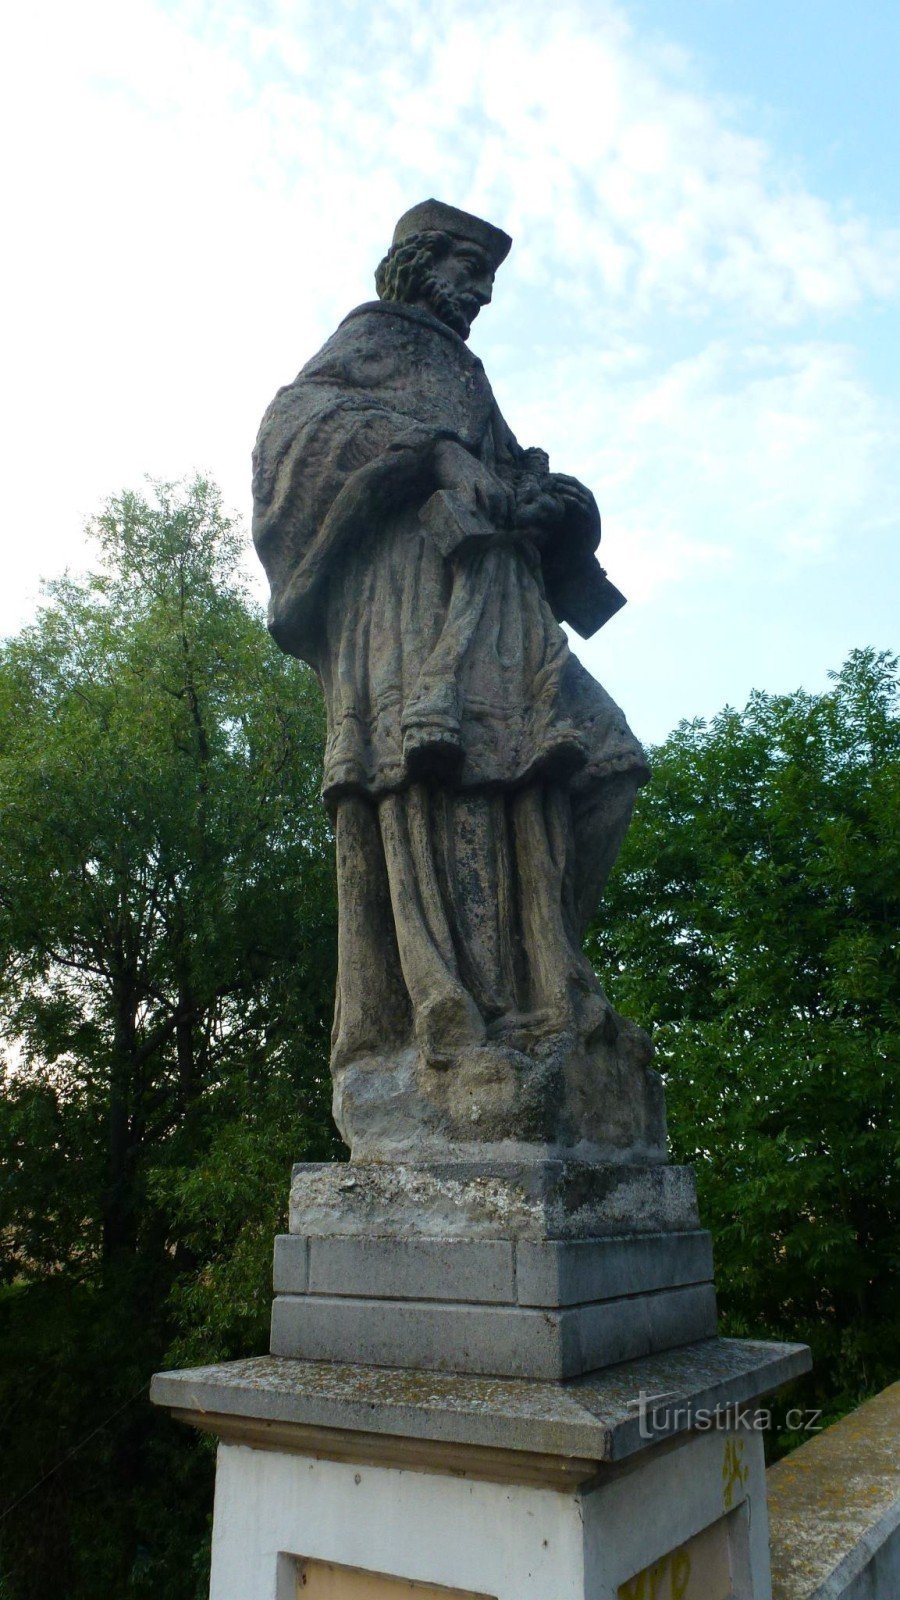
xmin=253 ymin=200 xmax=665 ymax=1164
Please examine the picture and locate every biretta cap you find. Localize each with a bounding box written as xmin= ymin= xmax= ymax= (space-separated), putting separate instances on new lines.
xmin=391 ymin=199 xmax=512 ymax=269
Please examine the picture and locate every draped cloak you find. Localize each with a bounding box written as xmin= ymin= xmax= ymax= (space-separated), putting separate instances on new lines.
xmin=252 ymin=300 xmax=649 ymax=1073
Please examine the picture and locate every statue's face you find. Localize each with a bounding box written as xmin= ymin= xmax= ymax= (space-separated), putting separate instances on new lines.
xmin=420 ymin=238 xmax=495 ymax=339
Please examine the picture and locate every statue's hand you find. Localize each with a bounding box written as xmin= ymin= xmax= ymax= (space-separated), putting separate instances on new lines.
xmin=545 ymin=473 xmax=599 ymax=530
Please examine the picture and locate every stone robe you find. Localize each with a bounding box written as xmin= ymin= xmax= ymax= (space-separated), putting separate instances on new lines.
xmin=253 ymin=299 xmax=651 ymax=1150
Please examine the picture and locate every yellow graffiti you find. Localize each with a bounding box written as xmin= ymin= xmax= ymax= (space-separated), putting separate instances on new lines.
xmin=722 ymin=1436 xmax=750 ymax=1510
xmin=670 ymin=1551 xmax=691 ymax=1600
xmin=618 ymin=1547 xmax=692 ymax=1600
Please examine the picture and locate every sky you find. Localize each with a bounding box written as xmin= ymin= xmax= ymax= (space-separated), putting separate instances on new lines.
xmin=1 ymin=0 xmax=897 ymax=745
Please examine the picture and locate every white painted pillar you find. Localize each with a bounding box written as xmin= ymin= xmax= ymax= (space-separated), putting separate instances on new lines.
xmin=208 ymin=1424 xmax=770 ymax=1600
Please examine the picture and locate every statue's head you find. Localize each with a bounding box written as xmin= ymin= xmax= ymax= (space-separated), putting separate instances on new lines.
xmin=376 ymin=199 xmax=512 ymax=341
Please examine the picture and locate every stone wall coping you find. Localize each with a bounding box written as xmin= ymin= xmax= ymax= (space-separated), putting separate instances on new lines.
xmin=768 ymin=1379 xmax=900 ymax=1599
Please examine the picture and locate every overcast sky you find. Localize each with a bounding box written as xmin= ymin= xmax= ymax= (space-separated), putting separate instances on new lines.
xmin=2 ymin=0 xmax=897 ymax=743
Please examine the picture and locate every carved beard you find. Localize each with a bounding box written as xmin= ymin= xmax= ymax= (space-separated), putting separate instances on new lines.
xmin=420 ymin=272 xmax=480 ymax=339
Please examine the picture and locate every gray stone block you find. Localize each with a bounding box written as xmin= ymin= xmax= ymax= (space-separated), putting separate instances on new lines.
xmin=647 ymin=1281 xmax=718 ymax=1351
xmin=276 ymin=1230 xmax=713 ymax=1312
xmin=515 ymin=1230 xmax=714 ymax=1307
xmin=270 ymin=1281 xmax=718 ymax=1381
xmin=572 ymin=1295 xmax=651 ymax=1372
xmin=272 ymin=1235 xmax=308 ymax=1294
xmin=289 ymin=1160 xmax=701 ymax=1241
xmin=270 ymin=1293 xmax=575 ymax=1380
xmin=306 ymin=1236 xmax=515 ymax=1304
xmin=576 ymin=1284 xmax=717 ymax=1374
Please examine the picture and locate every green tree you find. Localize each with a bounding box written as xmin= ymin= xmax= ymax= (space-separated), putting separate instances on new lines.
xmin=3 ymin=481 xmax=896 ymax=1594
xmin=590 ymin=648 xmax=900 ymax=1435
xmin=0 ymin=480 xmax=339 ymax=1598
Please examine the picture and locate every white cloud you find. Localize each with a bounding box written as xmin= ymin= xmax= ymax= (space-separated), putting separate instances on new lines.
xmin=0 ymin=0 xmax=897 ymax=653
xmin=498 ymin=335 xmax=896 ymax=604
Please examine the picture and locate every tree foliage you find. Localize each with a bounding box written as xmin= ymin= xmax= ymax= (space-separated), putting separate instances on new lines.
xmin=0 ymin=480 xmax=339 ymax=1597
xmin=589 ymin=648 xmax=900 ymax=1434
xmin=1 ymin=474 xmax=896 ymax=1592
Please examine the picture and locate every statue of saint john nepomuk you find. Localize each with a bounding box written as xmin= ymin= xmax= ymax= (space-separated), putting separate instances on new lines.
xmin=252 ymin=200 xmax=664 ymax=1163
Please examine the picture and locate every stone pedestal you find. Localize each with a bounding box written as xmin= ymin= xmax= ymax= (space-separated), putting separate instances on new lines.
xmin=152 ymin=1160 xmax=811 ymax=1595
xmin=271 ymin=1161 xmax=718 ymax=1379
xmin=151 ymin=1338 xmax=810 ymax=1599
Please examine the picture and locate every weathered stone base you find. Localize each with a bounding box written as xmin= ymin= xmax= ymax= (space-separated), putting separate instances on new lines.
xmin=333 ymin=1023 xmax=667 ymax=1164
xmin=271 ymin=1229 xmax=717 ymax=1379
xmin=288 ymin=1160 xmax=702 ymax=1240
xmin=279 ymin=1160 xmax=714 ymax=1379
xmin=150 ymin=1339 xmax=811 ymax=1600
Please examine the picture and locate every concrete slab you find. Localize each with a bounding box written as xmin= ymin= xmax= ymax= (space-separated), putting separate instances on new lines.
xmin=150 ymin=1336 xmax=811 ymax=1465
xmin=516 ymin=1230 xmax=714 ymax=1306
